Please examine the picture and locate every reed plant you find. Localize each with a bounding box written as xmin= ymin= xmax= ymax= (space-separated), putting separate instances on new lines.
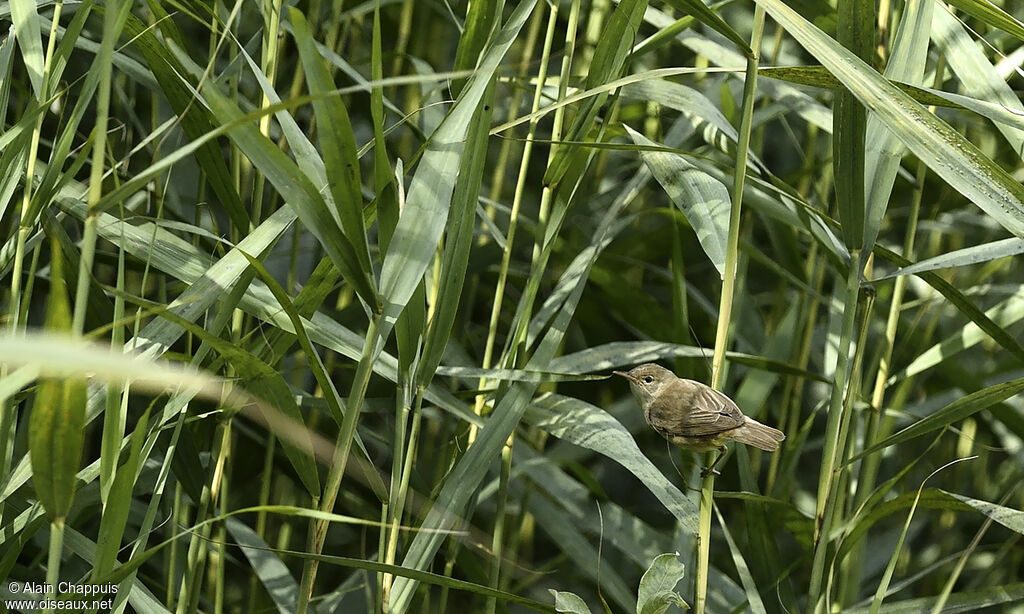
xmin=1 ymin=1 xmax=1023 ymax=613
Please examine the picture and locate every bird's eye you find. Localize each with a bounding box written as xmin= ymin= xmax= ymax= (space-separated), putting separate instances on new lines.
xmin=643 ymin=376 xmax=654 ymax=384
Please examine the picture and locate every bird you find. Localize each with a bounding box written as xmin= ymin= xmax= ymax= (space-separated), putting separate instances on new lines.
xmin=614 ymin=363 xmax=785 ymax=475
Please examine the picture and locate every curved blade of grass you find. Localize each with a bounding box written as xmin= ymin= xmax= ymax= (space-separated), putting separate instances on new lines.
xmin=867 ymin=459 xmax=974 ymax=614
xmin=895 ymin=289 xmax=1024 ymax=380
xmin=417 ymin=81 xmax=495 ymax=386
xmin=933 ymin=7 xmax=1024 ymax=157
xmin=0 ymin=333 xmax=229 ymax=406
xmin=877 ymin=238 xmax=1024 ymax=279
xmin=943 ymin=0 xmax=1024 ymax=43
xmin=630 ymin=2 xmax=719 ymax=59
xmin=848 ymin=376 xmax=1024 ymax=463
xmin=756 ymin=0 xmax=1024 ymax=239
xmin=673 ymin=31 xmax=833 ymax=132
xmin=435 ymin=366 xmax=608 ymax=382
xmin=530 ymin=492 xmax=636 ymax=611
xmin=873 ymin=244 xmax=1024 ymax=368
xmin=943 ymin=490 xmax=1024 ymax=535
xmin=627 ymin=125 xmax=729 ymax=276
xmin=549 ymin=341 xmax=828 ymax=383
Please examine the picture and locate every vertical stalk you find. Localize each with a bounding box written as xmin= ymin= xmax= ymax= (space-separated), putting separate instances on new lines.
xmin=807 ymin=249 xmax=862 ymax=613
xmin=296 ymin=317 xmax=381 ymax=614
xmin=381 ymin=388 xmax=425 ymax=611
xmin=0 ymin=0 xmax=64 ymax=526
xmin=841 ymin=57 xmax=939 ymax=604
xmin=473 ymin=1 xmax=560 ymax=433
xmin=72 ymin=1 xmax=127 ymax=335
xmin=484 ymin=433 xmax=514 ymax=614
xmin=696 ymin=9 xmax=763 ymax=614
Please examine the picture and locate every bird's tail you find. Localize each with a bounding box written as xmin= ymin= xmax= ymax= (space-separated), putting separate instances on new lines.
xmin=731 ymin=418 xmax=785 ymax=451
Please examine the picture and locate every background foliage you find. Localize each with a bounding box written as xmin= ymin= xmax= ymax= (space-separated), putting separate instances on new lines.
xmin=1 ymin=0 xmax=1023 ymax=613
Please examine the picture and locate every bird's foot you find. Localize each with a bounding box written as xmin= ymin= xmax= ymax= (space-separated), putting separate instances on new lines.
xmin=700 ymin=466 xmax=721 ymax=479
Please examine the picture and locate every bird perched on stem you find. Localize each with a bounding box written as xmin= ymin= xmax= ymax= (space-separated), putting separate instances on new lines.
xmin=614 ymin=363 xmax=785 ymax=476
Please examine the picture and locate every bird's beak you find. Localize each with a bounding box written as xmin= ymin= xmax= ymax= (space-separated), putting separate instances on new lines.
xmin=612 ymin=370 xmax=633 ymax=382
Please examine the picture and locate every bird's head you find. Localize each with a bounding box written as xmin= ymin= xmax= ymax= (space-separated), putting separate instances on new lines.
xmin=613 ymin=363 xmax=674 ymax=406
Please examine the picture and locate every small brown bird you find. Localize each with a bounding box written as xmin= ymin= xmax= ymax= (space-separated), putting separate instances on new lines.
xmin=614 ymin=363 xmax=784 ymax=475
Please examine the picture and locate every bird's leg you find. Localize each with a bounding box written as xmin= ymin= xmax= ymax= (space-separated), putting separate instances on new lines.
xmin=701 ymin=446 xmax=728 ymax=478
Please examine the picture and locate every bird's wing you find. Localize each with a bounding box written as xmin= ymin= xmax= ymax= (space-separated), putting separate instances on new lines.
xmin=649 ymin=381 xmax=745 ymax=437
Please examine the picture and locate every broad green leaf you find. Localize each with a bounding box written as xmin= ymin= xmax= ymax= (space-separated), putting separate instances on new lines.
xmin=841 ymin=583 xmax=1024 ymax=613
xmin=671 ymin=31 xmax=833 ymax=132
xmin=435 ymin=366 xmax=607 ymax=382
xmin=627 ymin=125 xmax=729 ymax=276
xmin=637 ymin=552 xmax=689 ymax=614
xmin=623 ymin=79 xmax=737 ymax=154
xmin=759 ymin=66 xmax=958 ymax=109
xmin=714 ymin=505 xmax=765 ymax=614
xmin=9 ymin=0 xmax=43 ymax=97
xmin=526 ymin=394 xmax=698 ymax=533
xmin=833 ymin=0 xmax=873 ymax=250
xmin=756 ymin=0 xmax=1024 ymax=239
xmin=549 ymin=341 xmax=827 ymax=383
xmin=290 ymin=8 xmax=374 ymax=278
xmin=551 ymin=590 xmax=593 ymax=614
xmin=383 ymin=7 xmax=548 ymax=612
xmin=28 ymin=238 xmax=85 ymax=522
xmin=417 ymin=83 xmax=495 ymax=386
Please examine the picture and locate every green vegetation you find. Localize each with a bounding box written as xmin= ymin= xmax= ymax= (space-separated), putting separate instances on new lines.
xmin=1 ymin=1 xmax=1023 ymax=613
